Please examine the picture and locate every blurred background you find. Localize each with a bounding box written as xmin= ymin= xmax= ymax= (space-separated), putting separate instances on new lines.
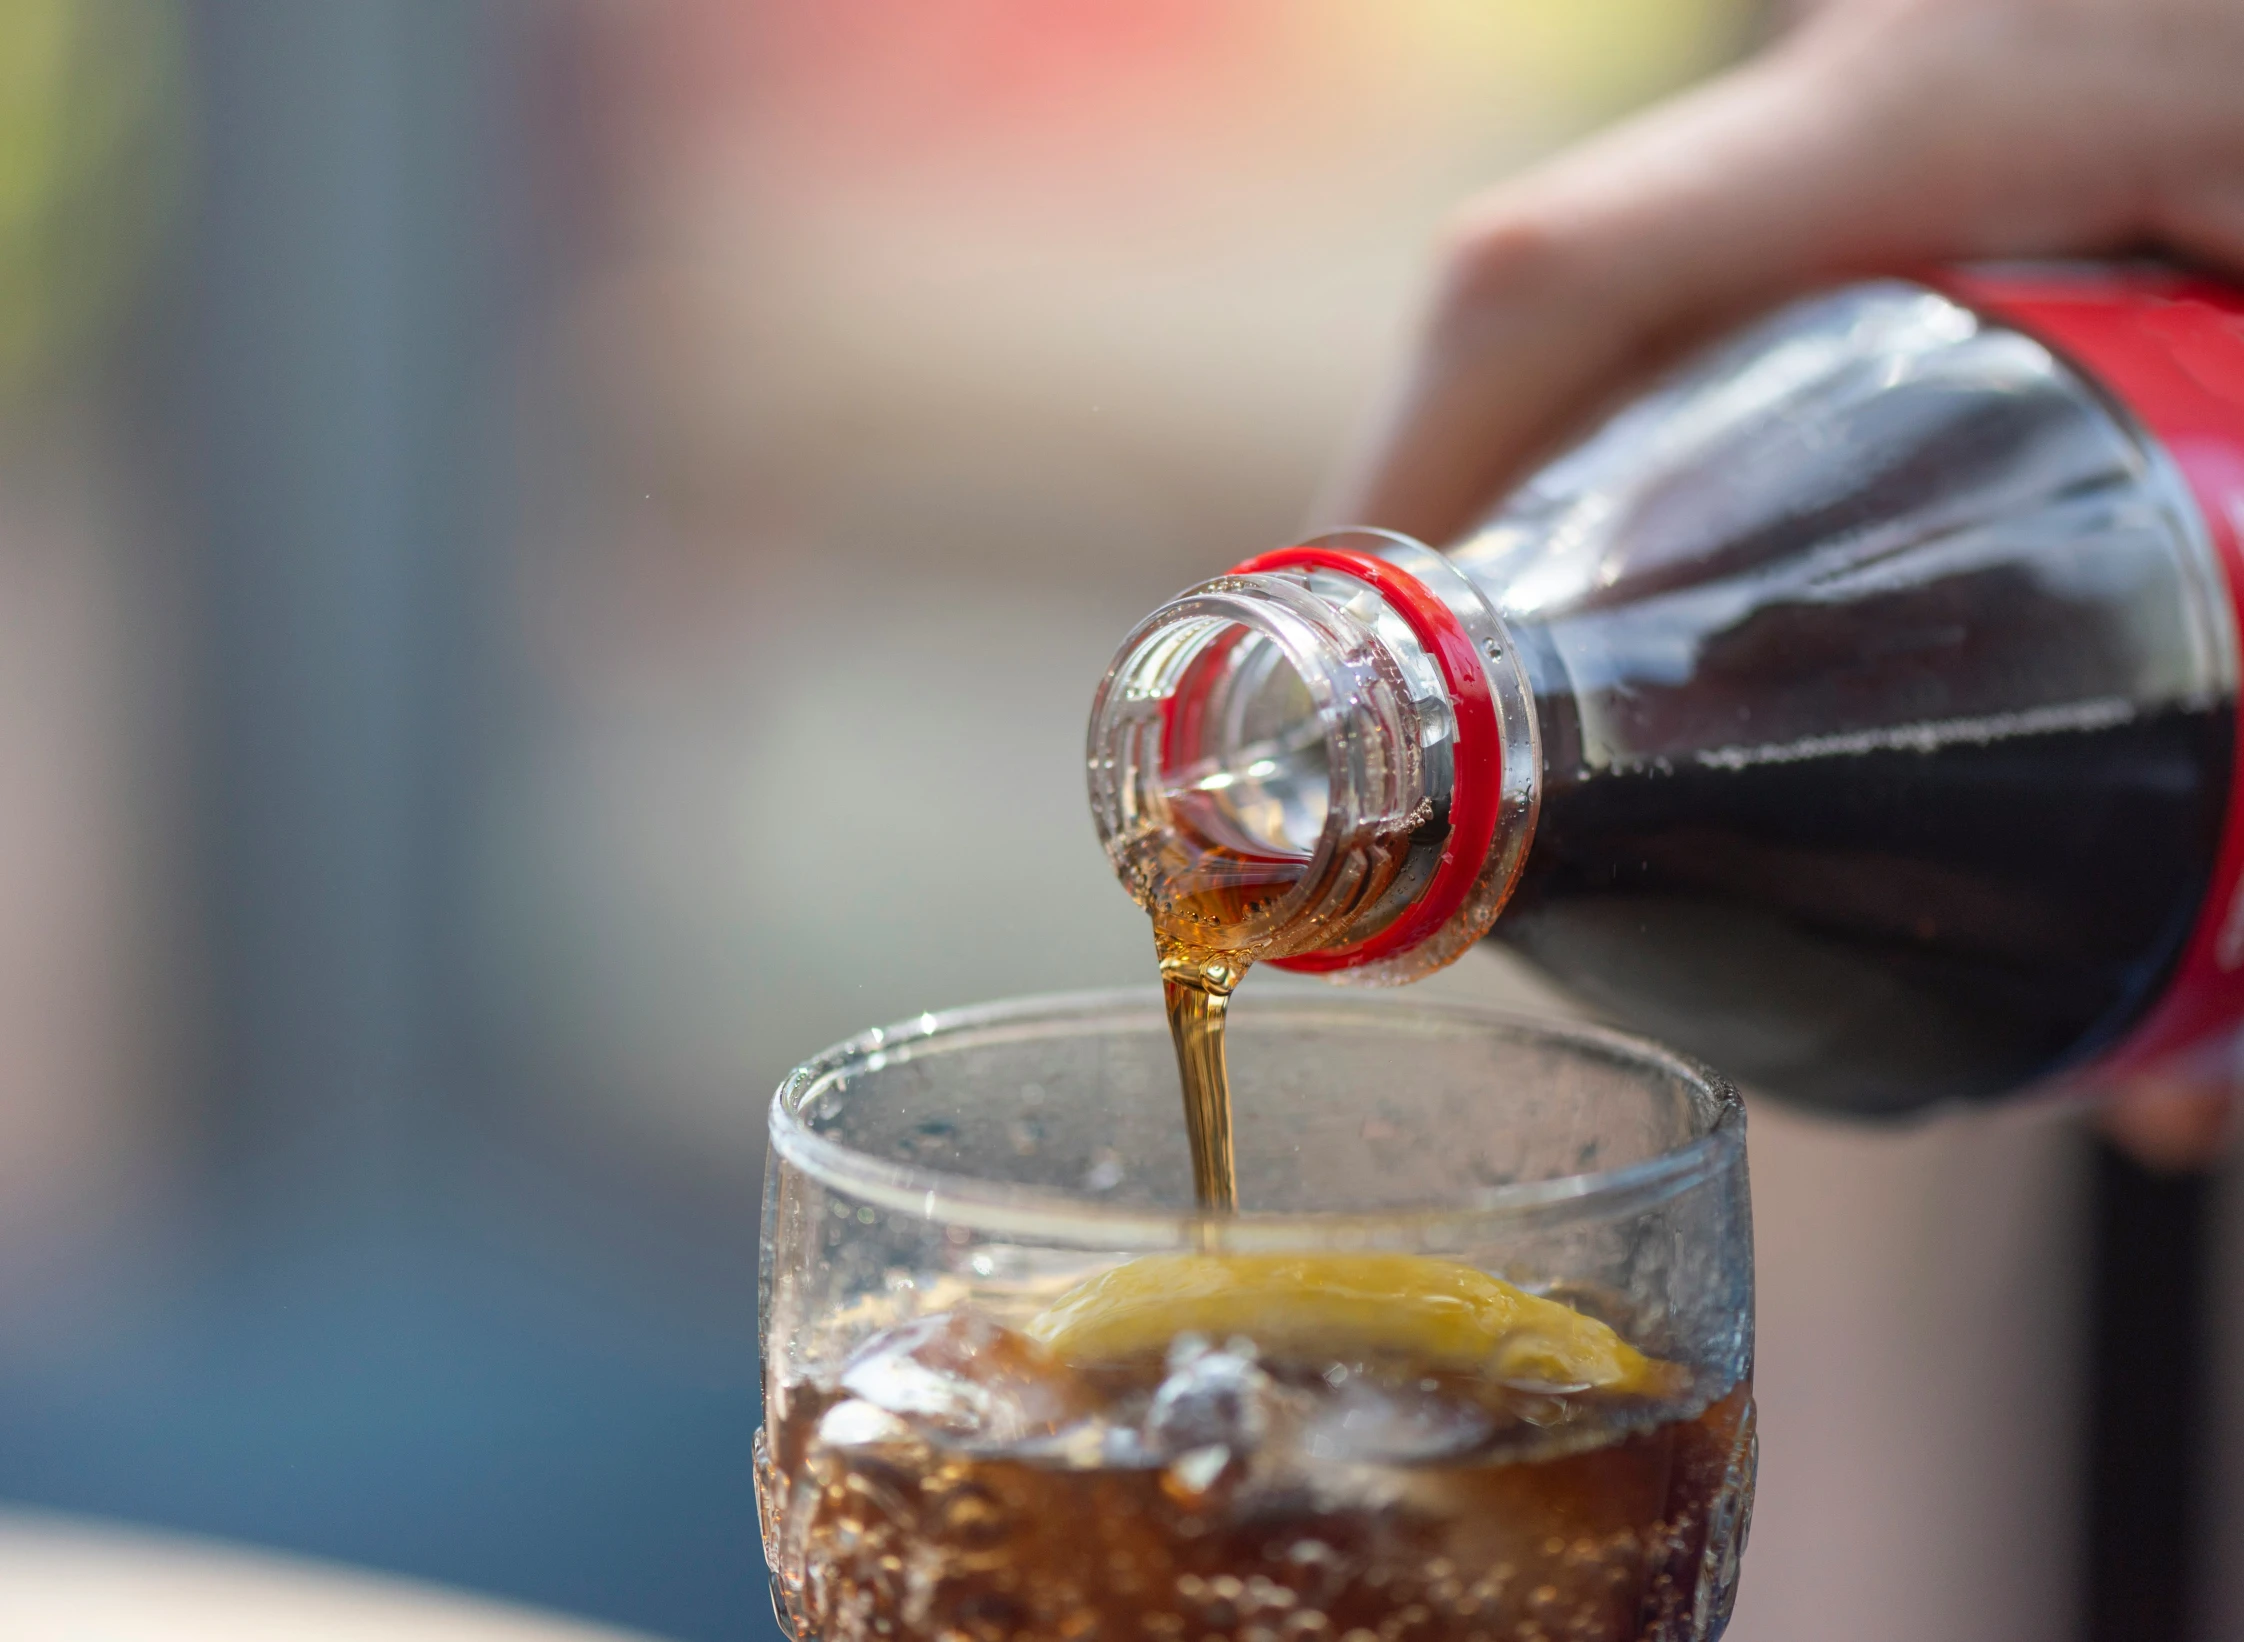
xmin=1 ymin=2 xmax=2240 ymax=1639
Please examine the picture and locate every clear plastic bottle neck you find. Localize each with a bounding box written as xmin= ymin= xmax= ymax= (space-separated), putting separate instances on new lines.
xmin=1086 ymin=530 xmax=1542 ymax=983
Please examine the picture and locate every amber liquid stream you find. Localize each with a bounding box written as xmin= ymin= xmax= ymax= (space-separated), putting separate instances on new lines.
xmin=1148 ymin=770 xmax=1429 ymax=1208
xmin=1145 ymin=797 xmax=1399 ymax=1212
xmin=1151 ymin=867 xmax=1301 ymax=1216
xmin=1158 ymin=939 xmax=1242 ymax=1212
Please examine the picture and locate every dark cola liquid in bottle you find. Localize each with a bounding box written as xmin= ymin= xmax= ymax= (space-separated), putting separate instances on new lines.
xmin=1090 ymin=268 xmax=2244 ymax=1117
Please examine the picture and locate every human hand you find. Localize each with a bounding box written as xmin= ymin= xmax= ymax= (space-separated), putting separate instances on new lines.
xmin=1325 ymin=0 xmax=2244 ymax=1169
xmin=1323 ymin=0 xmax=2244 ymax=547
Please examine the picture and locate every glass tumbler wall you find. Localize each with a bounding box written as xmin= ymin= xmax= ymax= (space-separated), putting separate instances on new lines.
xmin=758 ymin=992 xmax=1755 ymax=1642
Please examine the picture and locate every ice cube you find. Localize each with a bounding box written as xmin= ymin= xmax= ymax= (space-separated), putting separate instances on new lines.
xmin=1146 ymin=1334 xmax=1275 ymax=1455
xmin=1005 ymin=1405 xmax=1170 ymax=1472
xmin=837 ymin=1310 xmax=1095 ymax=1444
xmin=1299 ymin=1376 xmax=1494 ymax=1465
xmin=815 ymin=1398 xmax=921 ymax=1450
xmin=1163 ymin=1442 xmax=1234 ymax=1502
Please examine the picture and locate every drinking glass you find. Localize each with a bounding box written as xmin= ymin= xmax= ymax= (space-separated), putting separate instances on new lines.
xmin=759 ymin=988 xmax=1754 ymax=1642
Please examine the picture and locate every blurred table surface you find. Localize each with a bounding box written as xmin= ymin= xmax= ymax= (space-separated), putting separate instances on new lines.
xmin=0 ymin=1512 xmax=672 ymax=1640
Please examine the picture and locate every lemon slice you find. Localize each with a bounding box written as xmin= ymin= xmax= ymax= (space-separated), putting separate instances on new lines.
xmin=1027 ymin=1252 xmax=1680 ymax=1397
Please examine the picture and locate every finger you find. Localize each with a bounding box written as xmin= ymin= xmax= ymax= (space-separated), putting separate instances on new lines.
xmin=1318 ymin=4 xmax=2149 ymax=546
xmin=1317 ymin=47 xmax=1886 ymax=544
xmin=2098 ymin=1077 xmax=2239 ymax=1174
xmin=2160 ymin=178 xmax=2244 ymax=275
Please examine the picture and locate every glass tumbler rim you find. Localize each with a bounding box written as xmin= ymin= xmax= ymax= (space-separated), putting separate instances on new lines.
xmin=770 ymin=986 xmax=1743 ymax=1249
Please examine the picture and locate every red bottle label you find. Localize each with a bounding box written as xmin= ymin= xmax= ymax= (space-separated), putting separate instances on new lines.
xmin=1937 ymin=264 xmax=2244 ymax=1090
